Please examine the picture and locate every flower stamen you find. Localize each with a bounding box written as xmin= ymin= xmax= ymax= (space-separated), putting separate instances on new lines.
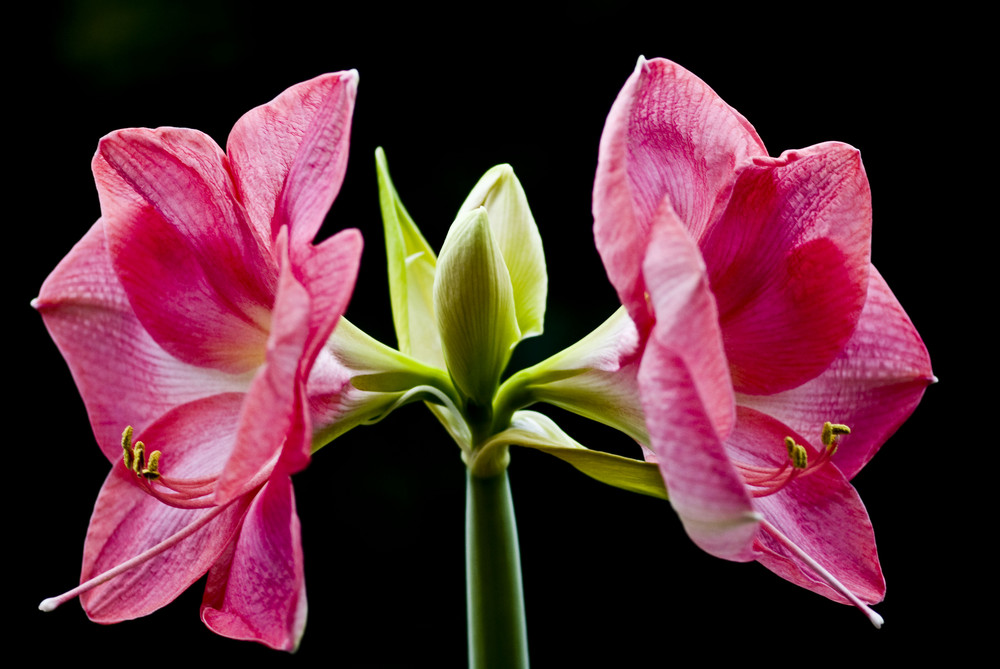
xmin=785 ymin=437 xmax=808 ymax=469
xmin=121 ymin=426 xmax=161 ymax=480
xmin=739 ymin=421 xmax=849 ymax=498
xmin=822 ymin=421 xmax=850 ymax=454
xmin=119 ymin=426 xmax=217 ymax=507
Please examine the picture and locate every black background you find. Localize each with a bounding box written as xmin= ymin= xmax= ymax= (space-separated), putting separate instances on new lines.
xmin=15 ymin=2 xmax=977 ymax=665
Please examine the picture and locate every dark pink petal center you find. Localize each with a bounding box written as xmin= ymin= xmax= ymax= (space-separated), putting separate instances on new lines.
xmin=97 ymin=128 xmax=278 ymax=374
xmin=700 ymin=144 xmax=872 ymax=395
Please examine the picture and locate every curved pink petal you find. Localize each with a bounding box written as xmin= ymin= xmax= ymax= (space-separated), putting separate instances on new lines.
xmin=80 ymin=466 xmax=251 ymax=622
xmin=638 ymin=338 xmax=758 ymax=561
xmin=96 ymin=128 xmax=276 ymax=374
xmin=302 ymin=345 xmax=372 ymax=440
xmin=702 ymin=143 xmax=873 ymax=394
xmin=201 ymin=474 xmax=306 ymax=651
xmin=753 ymin=480 xmax=884 ymax=605
xmin=724 ymin=408 xmax=884 ymax=604
xmin=216 ymin=234 xmax=312 ymax=502
xmin=642 ymin=209 xmax=735 ymax=438
xmin=738 ymin=266 xmax=934 ymax=479
xmin=228 ymin=71 xmax=358 ymax=249
xmin=293 ymin=227 xmax=364 ymax=372
xmin=34 ymin=220 xmax=252 ymax=462
xmin=594 ymin=58 xmax=765 ymax=333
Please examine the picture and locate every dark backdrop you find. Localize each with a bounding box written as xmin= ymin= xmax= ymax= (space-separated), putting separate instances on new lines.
xmin=16 ymin=2 xmax=973 ymax=665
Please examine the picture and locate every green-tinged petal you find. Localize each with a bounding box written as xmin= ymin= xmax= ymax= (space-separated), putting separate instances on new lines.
xmin=375 ymin=148 xmax=443 ymax=368
xmin=459 ymin=165 xmax=546 ymax=339
xmin=331 ymin=317 xmax=453 ymax=394
xmin=495 ymin=307 xmax=648 ymax=443
xmin=310 ymin=318 xmax=457 ymax=448
xmin=485 ymin=411 xmax=667 ymax=499
xmin=434 ymin=208 xmax=521 ymax=410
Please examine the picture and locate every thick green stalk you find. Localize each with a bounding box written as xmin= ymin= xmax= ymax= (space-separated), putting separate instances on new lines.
xmin=466 ymin=469 xmax=529 ymax=668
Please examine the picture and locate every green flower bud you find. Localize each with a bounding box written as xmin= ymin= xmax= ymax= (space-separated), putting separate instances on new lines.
xmin=458 ymin=165 xmax=547 ymax=340
xmin=434 ymin=207 xmax=521 ymax=411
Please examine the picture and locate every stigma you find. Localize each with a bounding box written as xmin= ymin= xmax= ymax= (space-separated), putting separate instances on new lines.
xmin=739 ymin=422 xmax=850 ymax=498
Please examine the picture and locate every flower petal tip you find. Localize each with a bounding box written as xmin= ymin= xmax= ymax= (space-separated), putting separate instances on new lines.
xmin=342 ymin=69 xmax=360 ymax=91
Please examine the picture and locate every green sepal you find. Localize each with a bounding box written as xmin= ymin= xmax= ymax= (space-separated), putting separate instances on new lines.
xmin=483 ymin=411 xmax=668 ymax=500
xmin=311 ymin=318 xmax=458 ymax=450
xmin=458 ymin=165 xmax=547 ymax=340
xmin=329 ymin=317 xmax=451 ymax=391
xmin=494 ymin=307 xmax=649 ymax=443
xmin=434 ymin=207 xmax=521 ymax=410
xmin=376 ymin=147 xmax=443 ymax=369
xmin=352 ymin=371 xmax=448 ymax=394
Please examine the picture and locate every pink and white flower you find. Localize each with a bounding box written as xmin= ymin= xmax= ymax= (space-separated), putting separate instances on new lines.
xmin=593 ymin=57 xmax=933 ymax=624
xmin=35 ymin=71 xmax=363 ymax=650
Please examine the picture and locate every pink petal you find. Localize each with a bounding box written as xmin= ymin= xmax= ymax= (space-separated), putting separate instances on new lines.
xmin=725 ymin=408 xmax=884 ymax=604
xmin=293 ymin=227 xmax=363 ymax=372
xmin=638 ymin=338 xmax=758 ymax=561
xmin=738 ymin=266 xmax=934 ymax=479
xmin=96 ymin=128 xmax=276 ymax=374
xmin=303 ymin=347 xmax=380 ymax=441
xmin=216 ymin=232 xmax=312 ymax=501
xmin=753 ymin=485 xmax=884 ymax=605
xmin=642 ymin=209 xmax=735 ymax=439
xmin=201 ymin=474 xmax=307 ymax=652
xmin=227 ymin=71 xmax=358 ymax=249
xmin=594 ymin=58 xmax=765 ymax=332
xmin=702 ymin=143 xmax=873 ymax=395
xmin=34 ymin=219 xmax=251 ymax=463
xmin=80 ymin=467 xmax=250 ymax=622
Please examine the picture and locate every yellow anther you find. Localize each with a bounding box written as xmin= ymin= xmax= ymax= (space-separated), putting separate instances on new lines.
xmin=132 ymin=441 xmax=146 ymax=476
xmin=821 ymin=422 xmax=851 ymax=452
xmin=141 ymin=451 xmax=162 ymax=480
xmin=120 ymin=426 xmax=163 ymax=481
xmin=785 ymin=436 xmax=808 ymax=469
xmin=121 ymin=426 xmax=135 ymax=470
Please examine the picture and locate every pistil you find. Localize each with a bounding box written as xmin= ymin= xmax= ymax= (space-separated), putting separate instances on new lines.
xmin=758 ymin=517 xmax=884 ymax=628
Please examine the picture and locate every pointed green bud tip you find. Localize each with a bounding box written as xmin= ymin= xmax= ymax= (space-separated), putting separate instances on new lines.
xmin=434 ymin=207 xmax=521 ymax=409
xmin=459 ymin=165 xmax=547 ymax=340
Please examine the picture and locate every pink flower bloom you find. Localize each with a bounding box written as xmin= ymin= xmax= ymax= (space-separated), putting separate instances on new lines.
xmin=34 ymin=71 xmax=363 ymax=650
xmin=593 ymin=58 xmax=933 ymax=624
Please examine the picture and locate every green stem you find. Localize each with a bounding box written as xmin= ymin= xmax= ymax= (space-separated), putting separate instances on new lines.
xmin=466 ymin=469 xmax=529 ymax=668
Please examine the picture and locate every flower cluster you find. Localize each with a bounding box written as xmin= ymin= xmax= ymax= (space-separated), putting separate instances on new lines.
xmin=35 ymin=58 xmax=931 ymax=649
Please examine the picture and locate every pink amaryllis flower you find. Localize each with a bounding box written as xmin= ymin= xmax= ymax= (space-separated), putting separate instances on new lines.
xmin=34 ymin=71 xmax=363 ymax=650
xmin=593 ymin=57 xmax=933 ymax=625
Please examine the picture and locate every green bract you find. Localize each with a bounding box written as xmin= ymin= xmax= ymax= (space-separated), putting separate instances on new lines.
xmin=322 ymin=148 xmax=662 ymax=489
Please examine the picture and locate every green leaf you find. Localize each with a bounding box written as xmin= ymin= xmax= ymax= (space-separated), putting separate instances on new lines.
xmin=434 ymin=208 xmax=521 ymax=409
xmin=485 ymin=411 xmax=668 ymax=500
xmin=375 ymin=148 xmax=443 ymax=369
xmin=458 ymin=165 xmax=547 ymax=340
